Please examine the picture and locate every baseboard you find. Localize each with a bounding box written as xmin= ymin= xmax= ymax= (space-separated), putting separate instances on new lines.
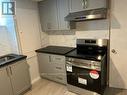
xmin=31 ymin=76 xmax=41 ymax=84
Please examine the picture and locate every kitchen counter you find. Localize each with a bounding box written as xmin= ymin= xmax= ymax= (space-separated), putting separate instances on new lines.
xmin=0 ymin=54 xmax=27 ymax=67
xmin=36 ymin=46 xmax=75 ymax=55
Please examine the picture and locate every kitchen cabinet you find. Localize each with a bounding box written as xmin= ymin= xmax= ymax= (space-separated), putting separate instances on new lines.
xmin=57 ymin=0 xmax=70 ymax=30
xmin=46 ymin=0 xmax=59 ymax=30
xmin=37 ymin=53 xmax=66 ymax=84
xmin=0 ymin=67 xmax=13 ymax=95
xmin=51 ymin=54 xmax=67 ymax=84
xmin=37 ymin=53 xmax=55 ymax=80
xmin=38 ymin=1 xmax=49 ymax=31
xmin=39 ymin=0 xmax=58 ymax=31
xmin=0 ymin=60 xmax=31 ymax=95
xmin=69 ymin=0 xmax=107 ymax=13
xmin=10 ymin=60 xmax=31 ymax=95
xmin=39 ymin=0 xmax=70 ymax=31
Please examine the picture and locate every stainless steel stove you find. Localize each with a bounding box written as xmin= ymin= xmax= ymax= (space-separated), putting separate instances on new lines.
xmin=65 ymin=39 xmax=108 ymax=95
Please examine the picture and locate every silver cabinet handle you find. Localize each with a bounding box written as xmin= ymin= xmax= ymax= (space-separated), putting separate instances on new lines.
xmin=49 ymin=55 xmax=51 ymax=62
xmin=9 ymin=67 xmax=12 ymax=75
xmin=82 ymin=0 xmax=88 ymax=9
xmin=84 ymin=0 xmax=88 ymax=9
xmin=81 ymin=0 xmax=85 ymax=9
xmin=6 ymin=68 xmax=9 ymax=77
xmin=111 ymin=49 xmax=117 ymax=54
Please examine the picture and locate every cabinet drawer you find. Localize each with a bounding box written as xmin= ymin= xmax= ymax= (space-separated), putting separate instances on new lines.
xmin=51 ymin=55 xmax=65 ymax=63
xmin=54 ymin=75 xmax=66 ymax=84
xmin=54 ymin=63 xmax=65 ymax=72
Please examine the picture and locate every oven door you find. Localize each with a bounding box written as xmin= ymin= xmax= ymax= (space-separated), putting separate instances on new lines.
xmin=66 ymin=61 xmax=102 ymax=94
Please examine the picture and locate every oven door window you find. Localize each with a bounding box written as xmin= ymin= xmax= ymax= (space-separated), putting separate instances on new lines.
xmin=67 ymin=66 xmax=102 ymax=93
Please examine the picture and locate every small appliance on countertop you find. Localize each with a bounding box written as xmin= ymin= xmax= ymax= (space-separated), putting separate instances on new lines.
xmin=35 ymin=46 xmax=75 ymax=55
xmin=66 ymin=39 xmax=108 ymax=95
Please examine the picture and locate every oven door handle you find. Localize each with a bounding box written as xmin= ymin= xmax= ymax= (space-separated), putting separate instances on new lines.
xmin=66 ymin=61 xmax=100 ymax=71
xmin=66 ymin=61 xmax=89 ymax=69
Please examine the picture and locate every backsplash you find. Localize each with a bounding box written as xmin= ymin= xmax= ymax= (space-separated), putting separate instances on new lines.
xmin=47 ymin=20 xmax=110 ymax=47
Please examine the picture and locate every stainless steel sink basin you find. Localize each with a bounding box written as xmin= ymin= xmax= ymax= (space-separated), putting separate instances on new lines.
xmin=0 ymin=54 xmax=26 ymax=66
xmin=0 ymin=55 xmax=16 ymax=64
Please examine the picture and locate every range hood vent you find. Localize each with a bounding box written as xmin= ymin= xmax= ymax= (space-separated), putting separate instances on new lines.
xmin=65 ymin=8 xmax=107 ymax=22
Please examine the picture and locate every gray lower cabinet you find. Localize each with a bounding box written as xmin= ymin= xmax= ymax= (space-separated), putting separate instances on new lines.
xmin=0 ymin=59 xmax=31 ymax=95
xmin=37 ymin=53 xmax=66 ymax=84
xmin=0 ymin=67 xmax=13 ymax=95
xmin=10 ymin=60 xmax=31 ymax=95
xmin=37 ymin=53 xmax=54 ymax=80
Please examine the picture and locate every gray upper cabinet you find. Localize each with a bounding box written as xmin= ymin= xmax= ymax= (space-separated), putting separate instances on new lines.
xmin=57 ymin=0 xmax=70 ymax=30
xmin=69 ymin=0 xmax=107 ymax=13
xmin=0 ymin=67 xmax=13 ymax=95
xmin=39 ymin=1 xmax=49 ymax=31
xmin=39 ymin=0 xmax=70 ymax=31
xmin=39 ymin=0 xmax=58 ymax=31
xmin=47 ymin=0 xmax=59 ymax=30
xmin=10 ymin=60 xmax=31 ymax=95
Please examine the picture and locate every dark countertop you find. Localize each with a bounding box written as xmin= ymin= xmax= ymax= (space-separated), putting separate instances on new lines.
xmin=36 ymin=46 xmax=75 ymax=55
xmin=65 ymin=49 xmax=105 ymax=61
xmin=0 ymin=54 xmax=27 ymax=67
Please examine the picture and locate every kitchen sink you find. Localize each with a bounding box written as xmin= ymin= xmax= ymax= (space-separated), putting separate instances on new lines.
xmin=0 ymin=54 xmax=27 ymax=67
xmin=0 ymin=55 xmax=16 ymax=64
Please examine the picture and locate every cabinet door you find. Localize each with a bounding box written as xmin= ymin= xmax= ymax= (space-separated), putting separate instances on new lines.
xmin=57 ymin=0 xmax=70 ymax=30
xmin=69 ymin=0 xmax=85 ymax=13
xmin=10 ymin=60 xmax=31 ymax=95
xmin=39 ymin=0 xmax=59 ymax=31
xmin=39 ymin=1 xmax=50 ymax=31
xmin=37 ymin=53 xmax=54 ymax=80
xmin=48 ymin=0 xmax=59 ymax=30
xmin=70 ymin=0 xmax=106 ymax=13
xmin=0 ymin=67 xmax=13 ymax=95
xmin=87 ymin=0 xmax=106 ymax=10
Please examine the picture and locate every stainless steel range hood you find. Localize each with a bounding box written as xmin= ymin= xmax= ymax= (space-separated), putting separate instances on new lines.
xmin=65 ymin=8 xmax=107 ymax=22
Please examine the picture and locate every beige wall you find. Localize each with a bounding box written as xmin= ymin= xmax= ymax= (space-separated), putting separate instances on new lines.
xmin=15 ymin=0 xmax=48 ymax=83
xmin=109 ymin=0 xmax=127 ymax=89
xmin=0 ymin=26 xmax=12 ymax=55
xmin=48 ymin=19 xmax=110 ymax=47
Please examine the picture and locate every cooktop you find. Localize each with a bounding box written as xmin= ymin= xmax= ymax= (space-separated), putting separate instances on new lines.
xmin=66 ymin=49 xmax=106 ymax=61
